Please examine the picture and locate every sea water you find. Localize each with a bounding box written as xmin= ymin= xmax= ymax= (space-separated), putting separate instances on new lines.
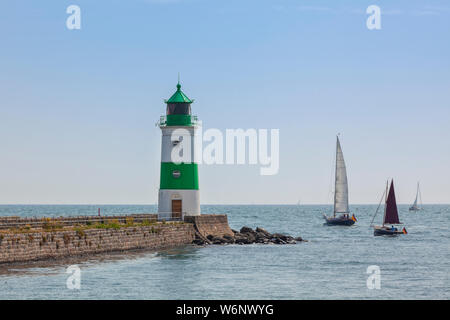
xmin=0 ymin=205 xmax=448 ymax=299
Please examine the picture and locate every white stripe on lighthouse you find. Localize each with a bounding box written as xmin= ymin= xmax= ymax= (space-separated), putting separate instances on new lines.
xmin=158 ymin=189 xmax=200 ymax=220
xmin=160 ymin=127 xmax=198 ymax=163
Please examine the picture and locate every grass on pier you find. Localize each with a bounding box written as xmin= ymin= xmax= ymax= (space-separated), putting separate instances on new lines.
xmin=0 ymin=217 xmax=183 ymax=235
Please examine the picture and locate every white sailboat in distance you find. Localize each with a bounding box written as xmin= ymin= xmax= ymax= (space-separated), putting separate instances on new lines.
xmin=409 ymin=182 xmax=422 ymax=211
xmin=323 ymin=136 xmax=357 ymax=226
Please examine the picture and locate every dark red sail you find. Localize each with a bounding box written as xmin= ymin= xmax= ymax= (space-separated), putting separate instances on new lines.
xmin=384 ymin=180 xmax=401 ymax=224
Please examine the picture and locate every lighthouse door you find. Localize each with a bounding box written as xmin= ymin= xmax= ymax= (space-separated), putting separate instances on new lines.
xmin=171 ymin=200 xmax=182 ymax=220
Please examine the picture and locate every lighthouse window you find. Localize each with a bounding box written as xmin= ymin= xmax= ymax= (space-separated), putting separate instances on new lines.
xmin=166 ymin=103 xmax=191 ymax=115
xmin=172 ymin=170 xmax=181 ymax=179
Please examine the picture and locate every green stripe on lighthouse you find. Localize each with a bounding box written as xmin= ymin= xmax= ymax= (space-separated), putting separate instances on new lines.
xmin=160 ymin=163 xmax=199 ymax=190
xmin=166 ymin=114 xmax=192 ymax=126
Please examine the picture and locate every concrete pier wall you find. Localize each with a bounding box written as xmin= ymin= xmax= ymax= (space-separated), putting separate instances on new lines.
xmin=0 ymin=222 xmax=194 ymax=264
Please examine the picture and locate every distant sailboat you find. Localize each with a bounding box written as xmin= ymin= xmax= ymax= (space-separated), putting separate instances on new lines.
xmin=409 ymin=182 xmax=422 ymax=211
xmin=323 ymin=136 xmax=357 ymax=226
xmin=372 ymin=179 xmax=407 ymax=236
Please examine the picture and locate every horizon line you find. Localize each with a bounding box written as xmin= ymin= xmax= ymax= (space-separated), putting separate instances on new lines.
xmin=0 ymin=203 xmax=447 ymax=206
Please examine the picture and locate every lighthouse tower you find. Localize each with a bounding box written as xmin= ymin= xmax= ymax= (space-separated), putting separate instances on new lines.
xmin=157 ymin=82 xmax=200 ymax=220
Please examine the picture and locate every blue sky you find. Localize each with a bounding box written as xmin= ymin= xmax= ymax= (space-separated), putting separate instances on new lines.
xmin=0 ymin=0 xmax=449 ymax=204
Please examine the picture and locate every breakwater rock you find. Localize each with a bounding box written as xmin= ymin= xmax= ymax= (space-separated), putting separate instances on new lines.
xmin=193 ymin=226 xmax=305 ymax=245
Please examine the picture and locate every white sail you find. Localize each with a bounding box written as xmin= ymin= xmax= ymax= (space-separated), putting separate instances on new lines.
xmin=334 ymin=137 xmax=349 ymax=214
xmin=413 ymin=190 xmax=418 ymax=207
xmin=412 ymin=182 xmax=420 ymax=209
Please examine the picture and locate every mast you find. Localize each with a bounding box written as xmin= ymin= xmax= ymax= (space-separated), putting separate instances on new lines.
xmin=333 ymin=137 xmax=338 ymax=217
xmin=382 ymin=180 xmax=388 ymax=226
xmin=416 ymin=182 xmax=419 ymax=202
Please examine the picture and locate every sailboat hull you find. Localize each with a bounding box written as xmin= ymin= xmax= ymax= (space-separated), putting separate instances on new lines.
xmin=373 ymin=226 xmax=405 ymax=236
xmin=323 ymin=214 xmax=355 ymax=226
xmin=409 ymin=206 xmax=420 ymax=211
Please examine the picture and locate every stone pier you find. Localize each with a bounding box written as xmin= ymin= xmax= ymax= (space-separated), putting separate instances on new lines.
xmin=0 ymin=214 xmax=228 ymax=264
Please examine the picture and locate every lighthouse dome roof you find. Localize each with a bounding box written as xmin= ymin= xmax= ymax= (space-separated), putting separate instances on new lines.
xmin=165 ymin=83 xmax=194 ymax=104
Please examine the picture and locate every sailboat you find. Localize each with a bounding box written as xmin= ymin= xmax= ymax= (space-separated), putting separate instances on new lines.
xmin=409 ymin=182 xmax=422 ymax=211
xmin=323 ymin=136 xmax=357 ymax=226
xmin=372 ymin=179 xmax=407 ymax=236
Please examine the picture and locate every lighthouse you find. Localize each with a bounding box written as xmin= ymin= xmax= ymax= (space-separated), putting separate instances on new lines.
xmin=157 ymin=82 xmax=200 ymax=220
